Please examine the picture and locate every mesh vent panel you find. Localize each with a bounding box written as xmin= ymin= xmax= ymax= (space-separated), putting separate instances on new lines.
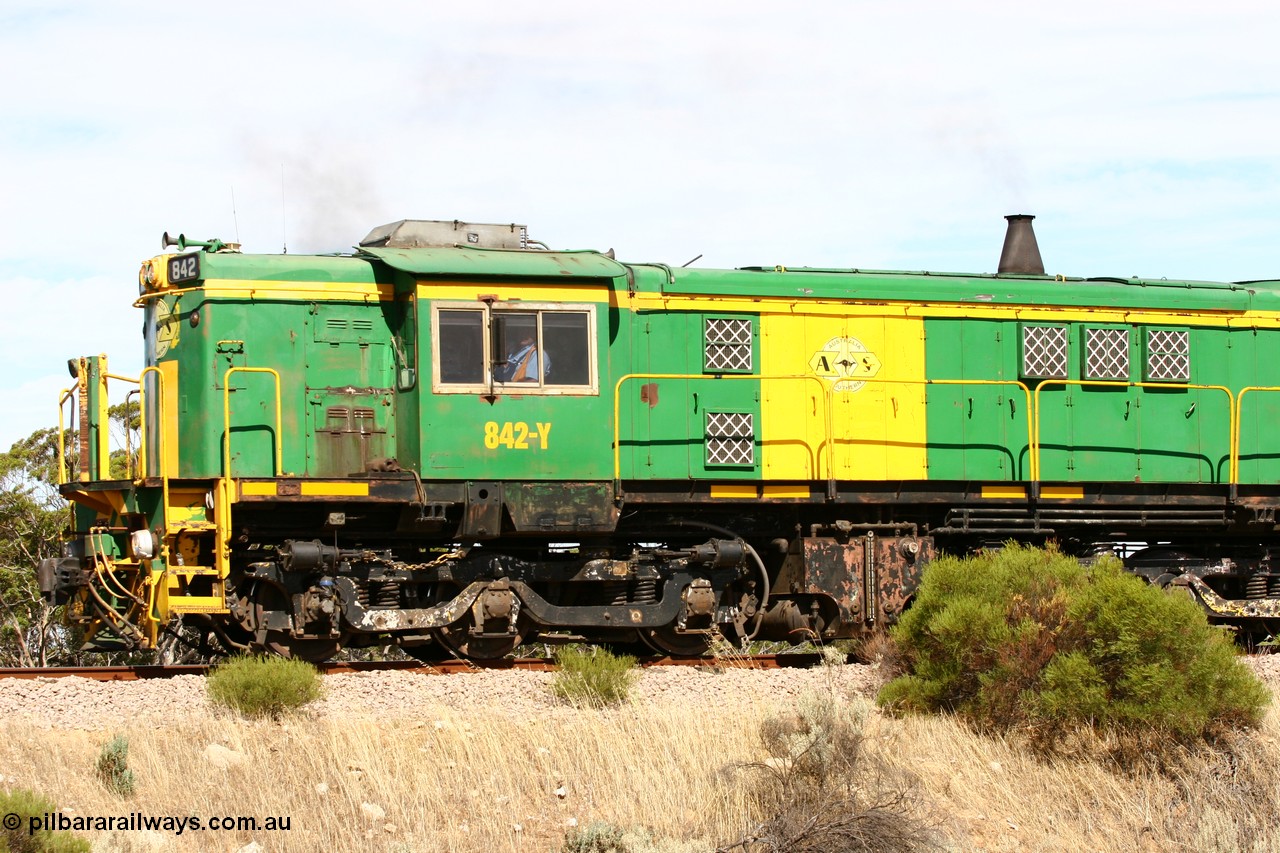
xmin=1084 ymin=328 xmax=1130 ymax=380
xmin=704 ymin=318 xmax=753 ymax=372
xmin=1147 ymin=329 xmax=1190 ymax=380
xmin=1022 ymin=326 xmax=1069 ymax=378
xmin=705 ymin=412 xmax=754 ymax=465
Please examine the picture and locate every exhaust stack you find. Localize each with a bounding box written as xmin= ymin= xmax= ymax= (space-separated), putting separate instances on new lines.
xmin=997 ymin=214 xmax=1045 ymax=275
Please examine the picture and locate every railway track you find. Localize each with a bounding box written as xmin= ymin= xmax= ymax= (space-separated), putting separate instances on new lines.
xmin=0 ymin=653 xmax=835 ymax=682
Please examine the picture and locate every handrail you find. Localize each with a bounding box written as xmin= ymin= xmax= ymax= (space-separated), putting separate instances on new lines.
xmin=56 ymin=388 xmax=74 ymax=485
xmin=219 ymin=367 xmax=282 ymax=585
xmin=841 ymin=376 xmax=1037 ymax=480
xmin=135 ymin=366 xmax=166 ymax=480
xmin=612 ymin=373 xmax=836 ymax=494
xmin=1230 ymin=386 xmax=1280 ymax=485
xmin=1033 ymin=380 xmax=1235 ymax=484
xmin=612 ymin=374 xmax=1035 ymax=495
xmin=221 ymin=367 xmax=284 ymax=478
xmin=134 ymin=367 xmax=171 ymax=552
xmin=102 ymin=372 xmax=140 ymax=480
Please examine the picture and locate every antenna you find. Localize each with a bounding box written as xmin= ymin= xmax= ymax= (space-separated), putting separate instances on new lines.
xmin=230 ymin=184 xmax=241 ymax=245
xmin=280 ymin=164 xmax=288 ymax=254
xmin=681 ymin=253 xmax=703 ymax=268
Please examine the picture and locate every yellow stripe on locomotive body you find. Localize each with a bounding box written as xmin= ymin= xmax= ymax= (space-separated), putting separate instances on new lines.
xmin=625 ymin=292 xmax=1280 ymax=329
xmin=760 ymin=312 xmax=927 ymax=480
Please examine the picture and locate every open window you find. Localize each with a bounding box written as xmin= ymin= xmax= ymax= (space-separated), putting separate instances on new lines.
xmin=431 ymin=301 xmax=598 ymax=395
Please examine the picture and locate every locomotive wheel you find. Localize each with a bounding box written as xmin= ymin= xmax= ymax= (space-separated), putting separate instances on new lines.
xmin=258 ymin=632 xmax=342 ymax=663
xmin=242 ymin=584 xmax=341 ymax=662
xmin=430 ymin=581 xmax=531 ymax=660
xmin=640 ymin=625 xmax=714 ymax=657
xmin=433 ymin=619 xmax=527 ymax=660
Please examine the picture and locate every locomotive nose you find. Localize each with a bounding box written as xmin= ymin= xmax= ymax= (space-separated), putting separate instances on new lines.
xmin=998 ymin=213 xmax=1045 ymax=275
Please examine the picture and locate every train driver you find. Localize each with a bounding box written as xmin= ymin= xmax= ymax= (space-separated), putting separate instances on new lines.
xmin=496 ymin=335 xmax=550 ymax=382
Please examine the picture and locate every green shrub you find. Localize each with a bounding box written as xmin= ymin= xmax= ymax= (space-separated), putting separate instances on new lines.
xmin=206 ymin=654 xmax=323 ymax=719
xmin=95 ymin=734 xmax=136 ymax=797
xmin=0 ymin=787 xmax=91 ymax=853
xmin=551 ymin=646 xmax=638 ymax=707
xmin=878 ymin=543 xmax=1270 ymax=750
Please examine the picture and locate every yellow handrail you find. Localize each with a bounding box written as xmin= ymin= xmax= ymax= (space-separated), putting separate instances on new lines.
xmin=56 ymin=387 xmax=74 ymax=485
xmin=1033 ymin=380 xmax=1235 ymax=484
xmin=136 ymin=366 xmax=166 ymax=480
xmin=839 ymin=376 xmax=1037 ymax=480
xmin=221 ymin=367 xmax=284 ymax=478
xmin=612 ymin=373 xmax=836 ymax=488
xmin=102 ymin=372 xmax=140 ymax=480
xmin=218 ymin=367 xmax=282 ymax=584
xmin=611 ymin=374 xmax=1036 ymax=491
xmin=1230 ymin=386 xmax=1280 ymax=484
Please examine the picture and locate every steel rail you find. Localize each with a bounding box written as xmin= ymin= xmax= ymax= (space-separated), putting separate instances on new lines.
xmin=0 ymin=653 xmax=834 ymax=681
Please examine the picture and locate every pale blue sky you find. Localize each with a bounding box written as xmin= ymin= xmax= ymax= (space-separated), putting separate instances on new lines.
xmin=2 ymin=0 xmax=1278 ymax=447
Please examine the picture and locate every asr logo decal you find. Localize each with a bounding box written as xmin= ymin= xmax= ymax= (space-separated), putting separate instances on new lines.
xmin=808 ymin=336 xmax=882 ymax=392
xmin=154 ymin=298 xmax=181 ymax=358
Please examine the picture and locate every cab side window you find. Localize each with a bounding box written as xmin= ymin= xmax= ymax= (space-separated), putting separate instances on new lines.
xmin=432 ymin=302 xmax=597 ymax=395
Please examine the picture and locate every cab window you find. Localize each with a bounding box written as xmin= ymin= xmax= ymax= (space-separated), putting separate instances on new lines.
xmin=431 ymin=301 xmax=597 ymax=395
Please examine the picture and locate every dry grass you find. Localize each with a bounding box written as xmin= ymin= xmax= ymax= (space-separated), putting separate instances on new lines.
xmin=0 ymin=677 xmax=1276 ymax=852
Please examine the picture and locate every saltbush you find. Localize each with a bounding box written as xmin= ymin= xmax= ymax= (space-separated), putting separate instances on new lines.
xmin=721 ymin=693 xmax=942 ymax=852
xmin=562 ymin=821 xmax=708 ymax=853
xmin=95 ymin=734 xmax=136 ymax=797
xmin=0 ymin=787 xmax=90 ymax=853
xmin=551 ymin=646 xmax=638 ymax=708
xmin=878 ymin=543 xmax=1269 ymax=748
xmin=206 ymin=654 xmax=323 ymax=719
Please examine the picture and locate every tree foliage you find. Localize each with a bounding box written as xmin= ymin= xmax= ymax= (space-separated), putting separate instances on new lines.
xmin=0 ymin=427 xmax=73 ymax=666
xmin=0 ymin=405 xmax=139 ymax=666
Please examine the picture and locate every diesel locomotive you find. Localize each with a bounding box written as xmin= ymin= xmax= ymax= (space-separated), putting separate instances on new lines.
xmin=37 ymin=215 xmax=1280 ymax=660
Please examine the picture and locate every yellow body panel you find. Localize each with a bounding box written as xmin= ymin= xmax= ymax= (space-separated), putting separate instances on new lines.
xmin=762 ymin=485 xmax=811 ymax=499
xmin=300 ymin=481 xmax=370 ymax=497
xmin=981 ymin=485 xmax=1028 ymax=499
xmin=710 ymin=484 xmax=759 ymax=499
xmin=422 ymin=282 xmax=613 ymax=304
xmin=201 ymin=279 xmax=395 ymax=301
xmin=1041 ymin=485 xmax=1085 ymax=499
xmin=761 ymin=313 xmax=927 ymax=480
xmin=158 ymin=360 xmax=180 ymax=476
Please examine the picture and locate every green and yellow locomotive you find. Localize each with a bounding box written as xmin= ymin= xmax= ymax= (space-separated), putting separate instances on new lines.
xmin=39 ymin=216 xmax=1280 ymax=659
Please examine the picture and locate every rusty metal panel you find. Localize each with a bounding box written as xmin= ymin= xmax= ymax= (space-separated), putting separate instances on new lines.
xmin=503 ymin=482 xmax=620 ymax=533
xmin=776 ymin=535 xmax=933 ymax=632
